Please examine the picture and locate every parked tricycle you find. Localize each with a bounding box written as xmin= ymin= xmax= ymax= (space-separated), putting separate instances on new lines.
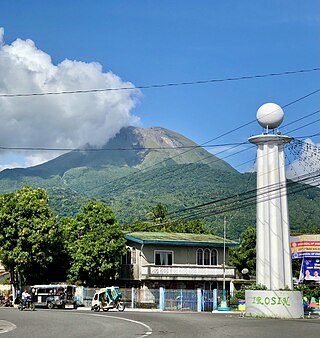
xmin=91 ymin=286 xmax=125 ymax=312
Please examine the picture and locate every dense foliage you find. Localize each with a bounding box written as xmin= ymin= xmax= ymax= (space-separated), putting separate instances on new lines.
xmin=124 ymin=203 xmax=212 ymax=234
xmin=63 ymin=200 xmax=127 ymax=286
xmin=0 ymin=126 xmax=319 ymax=240
xmin=0 ymin=188 xmax=128 ymax=287
xmin=0 ymin=186 xmax=61 ymax=284
xmin=0 ymin=128 xmax=319 ymax=289
xmin=229 ymin=226 xmax=256 ymax=276
xmin=2 ymin=162 xmax=318 ymax=241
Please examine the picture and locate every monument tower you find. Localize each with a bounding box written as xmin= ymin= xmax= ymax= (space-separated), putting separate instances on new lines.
xmin=248 ymin=103 xmax=293 ymax=290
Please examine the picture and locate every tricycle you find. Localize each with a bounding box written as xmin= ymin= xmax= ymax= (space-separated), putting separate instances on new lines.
xmin=91 ymin=286 xmax=125 ymax=312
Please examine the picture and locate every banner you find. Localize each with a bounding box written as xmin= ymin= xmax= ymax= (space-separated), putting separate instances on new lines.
xmin=299 ymin=258 xmax=320 ymax=282
xmin=290 ymin=234 xmax=320 ymax=259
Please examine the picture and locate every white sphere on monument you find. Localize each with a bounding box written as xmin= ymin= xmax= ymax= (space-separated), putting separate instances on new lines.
xmin=256 ymin=102 xmax=284 ymax=129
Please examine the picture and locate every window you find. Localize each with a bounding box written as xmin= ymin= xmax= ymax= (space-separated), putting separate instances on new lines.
xmin=121 ymin=248 xmax=132 ymax=265
xmin=155 ymin=251 xmax=173 ymax=265
xmin=197 ymin=249 xmax=203 ymax=265
xmin=131 ymin=247 xmax=136 ymax=264
xmin=196 ymin=248 xmax=218 ymax=265
xmin=211 ymin=249 xmax=218 ymax=265
xmin=204 ymin=249 xmax=211 ymax=265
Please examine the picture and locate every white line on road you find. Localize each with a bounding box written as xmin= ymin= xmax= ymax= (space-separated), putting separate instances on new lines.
xmin=81 ymin=313 xmax=153 ymax=338
xmin=0 ymin=320 xmax=16 ymax=335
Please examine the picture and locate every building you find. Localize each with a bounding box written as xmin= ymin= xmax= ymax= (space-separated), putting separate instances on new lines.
xmin=119 ymin=232 xmax=240 ymax=291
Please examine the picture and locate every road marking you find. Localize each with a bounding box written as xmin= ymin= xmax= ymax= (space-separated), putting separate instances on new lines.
xmin=0 ymin=320 xmax=16 ymax=335
xmin=80 ymin=313 xmax=153 ymax=338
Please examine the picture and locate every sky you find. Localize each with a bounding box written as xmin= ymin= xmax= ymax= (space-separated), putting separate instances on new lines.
xmin=0 ymin=0 xmax=319 ymax=175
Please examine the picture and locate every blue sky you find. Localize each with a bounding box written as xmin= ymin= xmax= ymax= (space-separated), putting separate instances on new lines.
xmin=0 ymin=1 xmax=319 ymax=172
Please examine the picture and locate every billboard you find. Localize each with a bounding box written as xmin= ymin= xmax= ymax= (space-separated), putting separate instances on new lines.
xmin=290 ymin=234 xmax=320 ymax=259
xmin=299 ymin=258 xmax=320 ymax=282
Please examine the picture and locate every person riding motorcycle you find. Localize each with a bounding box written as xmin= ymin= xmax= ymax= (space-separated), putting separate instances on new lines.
xmin=21 ymin=289 xmax=31 ymax=307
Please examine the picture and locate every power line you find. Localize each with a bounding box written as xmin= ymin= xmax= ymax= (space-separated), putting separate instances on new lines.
xmin=88 ymin=104 xmax=320 ymax=197
xmin=281 ymin=109 xmax=320 ymax=130
xmin=169 ymin=169 xmax=320 ymax=221
xmin=165 ymin=138 xmax=320 ymax=220
xmin=128 ymin=170 xmax=320 ymax=231
xmin=294 ymin=132 xmax=320 ymax=139
xmin=0 ymin=142 xmax=246 ymax=152
xmin=285 ymin=118 xmax=320 ymax=135
xmin=69 ymin=113 xmax=319 ymax=199
xmin=83 ymin=89 xmax=320 ymax=195
xmin=1 ymin=67 xmax=320 ymax=98
xmin=104 ymin=142 xmax=251 ymax=196
xmin=1 ymin=87 xmax=319 ymax=206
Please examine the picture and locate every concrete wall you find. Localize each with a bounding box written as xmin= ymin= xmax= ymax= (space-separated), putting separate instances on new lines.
xmin=132 ymin=243 xmax=226 ymax=266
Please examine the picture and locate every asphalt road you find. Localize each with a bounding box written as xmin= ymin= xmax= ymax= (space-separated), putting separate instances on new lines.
xmin=0 ymin=308 xmax=320 ymax=338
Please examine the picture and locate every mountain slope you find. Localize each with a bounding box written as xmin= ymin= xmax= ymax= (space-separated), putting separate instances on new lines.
xmin=0 ymin=126 xmax=319 ymax=239
xmin=0 ymin=126 xmax=234 ymax=179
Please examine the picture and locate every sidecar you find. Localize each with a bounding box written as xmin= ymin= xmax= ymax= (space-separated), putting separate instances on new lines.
xmin=91 ymin=286 xmax=125 ymax=312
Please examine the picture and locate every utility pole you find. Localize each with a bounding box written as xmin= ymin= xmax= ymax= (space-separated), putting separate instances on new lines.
xmin=218 ymin=216 xmax=230 ymax=311
xmin=223 ymin=216 xmax=226 ymax=292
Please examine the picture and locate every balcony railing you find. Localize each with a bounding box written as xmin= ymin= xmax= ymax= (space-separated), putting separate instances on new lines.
xmin=140 ymin=265 xmax=236 ymax=279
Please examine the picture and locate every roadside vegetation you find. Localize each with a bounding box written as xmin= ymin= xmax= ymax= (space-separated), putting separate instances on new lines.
xmin=0 ymin=185 xmax=319 ymax=298
xmin=0 ymin=187 xmax=214 ymax=286
xmin=0 ymin=186 xmax=126 ymax=286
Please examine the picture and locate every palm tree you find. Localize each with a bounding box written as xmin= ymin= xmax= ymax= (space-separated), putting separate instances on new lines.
xmin=147 ymin=203 xmax=168 ymax=224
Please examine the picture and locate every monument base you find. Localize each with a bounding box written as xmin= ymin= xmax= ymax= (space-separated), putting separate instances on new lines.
xmin=245 ymin=290 xmax=303 ymax=319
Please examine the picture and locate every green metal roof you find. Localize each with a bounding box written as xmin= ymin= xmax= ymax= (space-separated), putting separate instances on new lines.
xmin=125 ymin=232 xmax=240 ymax=248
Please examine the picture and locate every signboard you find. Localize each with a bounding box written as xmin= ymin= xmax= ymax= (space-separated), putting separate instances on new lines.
xmin=299 ymin=258 xmax=320 ymax=282
xmin=245 ymin=290 xmax=303 ymax=319
xmin=290 ymin=234 xmax=320 ymax=258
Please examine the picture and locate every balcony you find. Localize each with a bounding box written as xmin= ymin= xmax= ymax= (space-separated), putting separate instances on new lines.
xmin=140 ymin=265 xmax=236 ymax=280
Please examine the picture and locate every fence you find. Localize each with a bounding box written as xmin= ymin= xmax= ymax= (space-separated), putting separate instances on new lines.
xmin=78 ymin=287 xmax=224 ymax=312
xmin=164 ymin=289 xmax=198 ymax=311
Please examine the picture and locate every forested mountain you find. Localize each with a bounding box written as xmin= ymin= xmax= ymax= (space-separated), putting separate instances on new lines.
xmin=0 ymin=126 xmax=319 ymax=239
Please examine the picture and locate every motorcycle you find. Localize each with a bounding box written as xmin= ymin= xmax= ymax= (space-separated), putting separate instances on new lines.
xmin=0 ymin=296 xmax=13 ymax=307
xmin=91 ymin=286 xmax=125 ymax=312
xmin=18 ymin=296 xmax=35 ymax=311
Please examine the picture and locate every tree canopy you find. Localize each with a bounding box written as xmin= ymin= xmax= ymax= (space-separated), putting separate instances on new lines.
xmin=0 ymin=186 xmax=60 ymax=284
xmin=126 ymin=203 xmax=212 ymax=234
xmin=64 ymin=200 xmax=126 ymax=286
xmin=229 ymin=226 xmax=256 ymax=276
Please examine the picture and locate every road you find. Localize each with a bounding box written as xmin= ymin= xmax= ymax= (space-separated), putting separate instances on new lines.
xmin=0 ymin=308 xmax=319 ymax=337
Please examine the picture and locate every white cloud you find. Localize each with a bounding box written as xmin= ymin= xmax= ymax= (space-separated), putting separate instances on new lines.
xmin=0 ymin=28 xmax=140 ymax=169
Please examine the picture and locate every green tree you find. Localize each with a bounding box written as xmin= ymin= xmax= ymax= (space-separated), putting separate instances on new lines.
xmin=0 ymin=186 xmax=60 ymax=284
xmin=65 ymin=200 xmax=126 ymax=286
xmin=150 ymin=202 xmax=213 ymax=234
xmin=229 ymin=226 xmax=256 ymax=275
xmin=147 ymin=203 xmax=168 ymax=223
xmin=126 ymin=203 xmax=212 ymax=235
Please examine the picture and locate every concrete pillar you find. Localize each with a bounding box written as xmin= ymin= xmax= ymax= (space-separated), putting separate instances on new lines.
xmin=197 ymin=288 xmax=202 ymax=312
xmin=212 ymin=289 xmax=218 ymax=310
xmin=249 ymin=134 xmax=292 ymax=290
xmin=159 ymin=287 xmax=165 ymax=311
xmin=131 ymin=287 xmax=136 ymax=309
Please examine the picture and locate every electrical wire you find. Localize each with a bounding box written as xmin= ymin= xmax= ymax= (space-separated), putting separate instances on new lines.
xmin=89 ymin=107 xmax=320 ymax=197
xmin=126 ymin=170 xmax=320 ymax=231
xmin=103 ymin=142 xmax=252 ymax=196
xmin=157 ymin=170 xmax=320 ymax=224
xmin=1 ymin=67 xmax=320 ymax=98
xmin=1 ymin=87 xmax=319 ymax=214
xmin=141 ymin=137 xmax=320 ymax=222
xmin=0 ymin=142 xmax=246 ymax=152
